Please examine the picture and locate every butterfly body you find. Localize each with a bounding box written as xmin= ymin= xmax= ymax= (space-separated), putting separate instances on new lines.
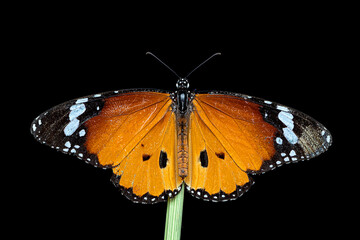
xmin=173 ymin=78 xmax=193 ymax=178
xmin=31 ymin=80 xmax=332 ymax=204
xmin=176 ymin=113 xmax=190 ymax=178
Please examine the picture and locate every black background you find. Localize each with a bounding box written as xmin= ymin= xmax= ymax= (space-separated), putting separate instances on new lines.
xmin=7 ymin=4 xmax=353 ymax=240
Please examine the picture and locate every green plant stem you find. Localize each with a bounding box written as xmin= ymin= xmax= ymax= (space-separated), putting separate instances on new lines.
xmin=164 ymin=183 xmax=185 ymax=240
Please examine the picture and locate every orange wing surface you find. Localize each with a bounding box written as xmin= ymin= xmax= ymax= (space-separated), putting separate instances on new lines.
xmin=185 ymin=111 xmax=253 ymax=201
xmin=83 ymin=91 xmax=182 ymax=203
xmin=185 ymin=93 xmax=276 ymax=201
xmin=185 ymin=92 xmax=331 ymax=201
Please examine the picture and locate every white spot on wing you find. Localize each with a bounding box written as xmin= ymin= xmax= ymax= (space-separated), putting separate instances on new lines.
xmin=79 ymin=129 xmax=86 ymax=137
xmin=278 ymin=111 xmax=298 ymax=144
xmin=278 ymin=111 xmax=294 ymax=130
xmin=64 ymin=119 xmax=80 ymax=136
xmin=75 ymin=98 xmax=88 ymax=104
xmin=276 ymin=105 xmax=289 ymax=112
xmin=69 ymin=104 xmax=86 ymax=121
xmin=64 ymin=141 xmax=71 ymax=148
xmin=289 ymin=150 xmax=296 ymax=156
xmin=64 ymin=102 xmax=87 ymax=136
xmin=283 ymin=127 xmax=298 ymax=144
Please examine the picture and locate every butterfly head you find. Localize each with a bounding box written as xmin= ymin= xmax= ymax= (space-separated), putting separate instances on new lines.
xmin=146 ymin=52 xmax=220 ymax=91
xmin=176 ymin=78 xmax=190 ymax=90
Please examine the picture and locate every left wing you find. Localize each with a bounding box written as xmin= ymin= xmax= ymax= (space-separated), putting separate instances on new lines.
xmin=31 ymin=89 xmax=182 ymax=204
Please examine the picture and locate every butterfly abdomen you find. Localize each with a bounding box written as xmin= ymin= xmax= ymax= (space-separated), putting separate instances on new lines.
xmin=177 ymin=115 xmax=189 ymax=178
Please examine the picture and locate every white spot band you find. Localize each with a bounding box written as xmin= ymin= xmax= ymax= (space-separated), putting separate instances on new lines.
xmin=64 ymin=119 xmax=80 ymax=136
xmin=278 ymin=111 xmax=298 ymax=144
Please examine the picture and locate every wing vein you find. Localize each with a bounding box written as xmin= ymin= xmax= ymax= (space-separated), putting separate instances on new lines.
xmin=193 ymin=107 xmax=244 ymax=173
xmin=96 ymin=99 xmax=171 ymax=159
xmin=96 ymin=98 xmax=169 ymax=119
xmin=195 ymin=98 xmax=272 ymax=167
xmin=115 ymin=101 xmax=172 ymax=167
xmin=192 ymin=109 xmax=239 ymax=193
xmin=195 ymin=98 xmax=263 ymax=124
xmin=194 ymin=100 xmax=260 ymax=170
xmin=156 ymin=111 xmax=176 ymax=192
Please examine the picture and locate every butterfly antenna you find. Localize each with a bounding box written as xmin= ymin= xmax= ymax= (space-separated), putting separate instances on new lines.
xmin=185 ymin=52 xmax=221 ymax=78
xmin=146 ymin=52 xmax=181 ymax=79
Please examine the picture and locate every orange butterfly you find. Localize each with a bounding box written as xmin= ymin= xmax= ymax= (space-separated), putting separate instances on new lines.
xmin=31 ymin=53 xmax=332 ymax=203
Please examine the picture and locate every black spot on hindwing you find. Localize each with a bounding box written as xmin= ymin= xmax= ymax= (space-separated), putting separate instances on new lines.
xmin=200 ymin=150 xmax=208 ymax=168
xmin=215 ymin=152 xmax=225 ymax=159
xmin=159 ymin=150 xmax=168 ymax=169
xmin=142 ymin=154 xmax=151 ymax=161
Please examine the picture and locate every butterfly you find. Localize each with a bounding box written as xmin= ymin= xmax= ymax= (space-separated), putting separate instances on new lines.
xmin=30 ymin=53 xmax=332 ymax=204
